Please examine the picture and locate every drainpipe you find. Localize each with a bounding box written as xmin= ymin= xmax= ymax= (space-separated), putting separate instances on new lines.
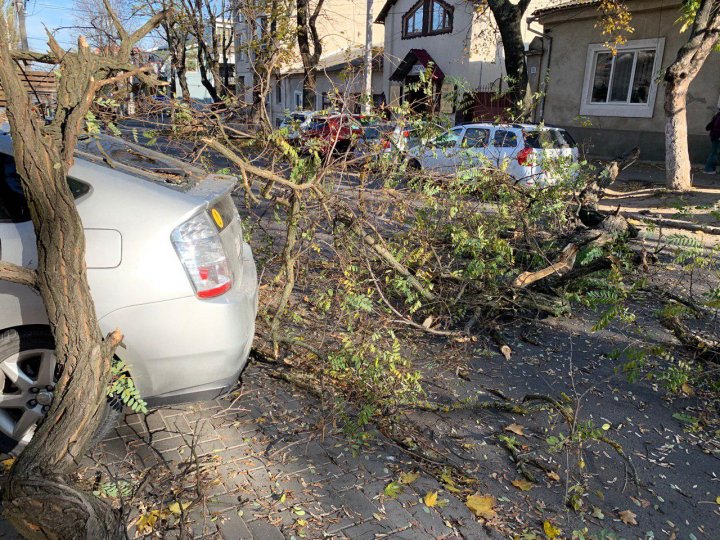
xmin=526 ymin=15 xmax=552 ymax=123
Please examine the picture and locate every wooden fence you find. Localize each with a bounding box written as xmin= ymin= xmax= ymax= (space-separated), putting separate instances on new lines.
xmin=0 ymin=70 xmax=57 ymax=111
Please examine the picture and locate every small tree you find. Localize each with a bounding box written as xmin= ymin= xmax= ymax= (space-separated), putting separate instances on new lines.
xmin=180 ymin=0 xmax=231 ymax=102
xmin=236 ymin=0 xmax=295 ymax=127
xmin=664 ymin=0 xmax=720 ymax=190
xmin=142 ymin=0 xmax=192 ymax=98
xmin=0 ymin=2 xmax=164 ymax=537
xmin=296 ymin=0 xmax=325 ymax=109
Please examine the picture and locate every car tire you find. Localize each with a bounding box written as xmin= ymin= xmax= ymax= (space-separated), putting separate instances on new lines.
xmin=407 ymin=158 xmax=421 ymax=171
xmin=0 ymin=327 xmax=57 ymax=455
xmin=0 ymin=327 xmax=123 ymax=455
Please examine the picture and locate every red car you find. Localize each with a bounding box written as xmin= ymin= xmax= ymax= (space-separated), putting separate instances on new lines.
xmin=301 ymin=114 xmax=363 ymax=154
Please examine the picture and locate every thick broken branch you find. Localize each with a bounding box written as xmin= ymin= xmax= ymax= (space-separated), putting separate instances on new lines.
xmin=202 ymin=138 xmax=316 ymax=192
xmin=660 ymin=313 xmax=720 ymax=361
xmin=0 ymin=261 xmax=37 ymax=289
xmin=513 ymin=243 xmax=580 ymax=288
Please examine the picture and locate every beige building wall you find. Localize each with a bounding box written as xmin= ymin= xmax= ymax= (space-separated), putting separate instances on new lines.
xmin=379 ymin=0 xmax=557 ymax=107
xmin=234 ymin=0 xmax=384 ymax=112
xmin=538 ymin=0 xmax=720 ymax=162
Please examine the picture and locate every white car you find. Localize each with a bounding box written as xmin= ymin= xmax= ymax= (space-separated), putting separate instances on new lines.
xmin=408 ymin=123 xmax=579 ymax=187
xmin=279 ymin=111 xmax=316 ymax=140
xmin=0 ymin=127 xmax=258 ymax=454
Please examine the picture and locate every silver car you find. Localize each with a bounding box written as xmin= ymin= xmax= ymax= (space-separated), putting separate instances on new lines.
xmin=408 ymin=123 xmax=579 ymax=187
xmin=0 ymin=126 xmax=258 ymax=453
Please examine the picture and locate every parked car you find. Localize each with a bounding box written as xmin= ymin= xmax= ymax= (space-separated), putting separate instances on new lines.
xmin=0 ymin=127 xmax=258 ymax=454
xmin=407 ymin=123 xmax=579 ymax=187
xmin=352 ymin=123 xmax=398 ymax=161
xmin=279 ymin=111 xmax=316 ymax=141
xmin=301 ymin=114 xmax=363 ymax=154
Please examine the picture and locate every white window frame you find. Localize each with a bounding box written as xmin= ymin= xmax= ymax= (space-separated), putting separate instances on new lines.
xmin=580 ymin=38 xmax=665 ymax=118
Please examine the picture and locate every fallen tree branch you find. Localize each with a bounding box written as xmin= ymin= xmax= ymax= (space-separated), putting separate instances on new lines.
xmin=513 ymin=243 xmax=579 ymax=288
xmin=660 ymin=313 xmax=720 ymax=361
xmin=202 ymin=138 xmax=316 ymax=192
xmin=625 ymin=213 xmax=720 ymax=235
xmin=0 ymin=261 xmax=38 ymax=289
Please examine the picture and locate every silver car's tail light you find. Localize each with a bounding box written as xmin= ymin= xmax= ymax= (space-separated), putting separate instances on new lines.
xmin=171 ymin=212 xmax=232 ymax=298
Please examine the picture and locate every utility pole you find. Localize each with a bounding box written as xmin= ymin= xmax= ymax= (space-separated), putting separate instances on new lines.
xmin=363 ymin=0 xmax=373 ymax=114
xmin=14 ymin=0 xmax=28 ymax=51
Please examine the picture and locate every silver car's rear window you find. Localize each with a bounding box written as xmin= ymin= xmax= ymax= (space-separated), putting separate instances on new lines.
xmin=523 ymin=129 xmax=577 ymax=149
xmin=75 ymin=135 xmax=205 ymax=192
xmin=0 ymin=152 xmax=91 ymax=223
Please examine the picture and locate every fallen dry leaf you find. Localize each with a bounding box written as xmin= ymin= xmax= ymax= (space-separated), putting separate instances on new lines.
xmin=399 ymin=471 xmax=420 ymax=485
xmin=466 ymin=493 xmax=496 ymax=519
xmin=543 ymin=520 xmax=562 ymax=539
xmin=504 ymin=423 xmax=525 ymax=436
xmin=618 ymin=509 xmax=637 ymax=525
xmin=500 ymin=344 xmax=512 ymax=361
xmin=546 ymin=471 xmax=561 ymax=482
xmin=424 ymin=491 xmax=438 ymax=508
xmin=511 ymin=478 xmax=534 ymax=491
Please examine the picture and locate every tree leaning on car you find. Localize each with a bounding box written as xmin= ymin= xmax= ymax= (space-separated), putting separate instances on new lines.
xmin=0 ymin=3 xmax=165 ymax=538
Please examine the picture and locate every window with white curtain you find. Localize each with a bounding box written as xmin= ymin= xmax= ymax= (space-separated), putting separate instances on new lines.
xmin=580 ymin=38 xmax=665 ymax=118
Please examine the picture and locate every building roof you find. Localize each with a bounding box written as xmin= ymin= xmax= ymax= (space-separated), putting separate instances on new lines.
xmin=282 ymin=47 xmax=384 ymax=75
xmin=532 ymin=0 xmax=599 ymax=20
xmin=389 ymin=49 xmax=445 ymax=82
xmin=375 ymin=0 xmax=398 ymax=24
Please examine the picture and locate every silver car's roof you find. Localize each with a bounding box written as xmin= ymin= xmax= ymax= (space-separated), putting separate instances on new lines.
xmin=0 ymin=123 xmax=206 ymax=192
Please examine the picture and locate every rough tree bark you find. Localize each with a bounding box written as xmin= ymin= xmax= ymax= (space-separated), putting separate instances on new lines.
xmin=664 ymin=0 xmax=720 ymax=191
xmin=180 ymin=0 xmax=223 ymax=102
xmin=296 ymin=0 xmax=324 ymax=109
xmin=0 ymin=4 xmax=164 ymax=537
xmin=165 ymin=3 xmax=191 ymax=99
xmin=485 ymin=0 xmax=532 ymax=112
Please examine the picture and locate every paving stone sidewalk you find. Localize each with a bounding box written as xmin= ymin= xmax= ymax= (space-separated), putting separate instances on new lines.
xmin=79 ymin=362 xmax=493 ymax=539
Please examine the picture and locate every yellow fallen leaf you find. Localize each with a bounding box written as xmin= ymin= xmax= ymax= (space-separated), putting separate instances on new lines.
xmin=504 ymin=423 xmax=525 ymax=436
xmin=384 ymin=482 xmax=402 ymax=498
xmin=543 ymin=520 xmax=562 ymax=539
xmin=424 ymin=491 xmax=438 ymax=508
xmin=440 ymin=469 xmax=462 ymax=493
xmin=168 ymin=501 xmax=191 ymax=515
xmin=399 ymin=471 xmax=420 ymax=485
xmin=547 ymin=471 xmax=561 ymax=482
xmin=681 ymin=383 xmax=694 ymax=395
xmin=618 ymin=509 xmax=637 ymax=525
xmin=135 ymin=510 xmax=164 ymax=534
xmin=716 ymin=495 xmax=720 ymax=505
xmin=1 ymin=457 xmax=15 ymax=471
xmin=512 ymin=478 xmax=534 ymax=491
xmin=466 ymin=493 xmax=496 ymax=519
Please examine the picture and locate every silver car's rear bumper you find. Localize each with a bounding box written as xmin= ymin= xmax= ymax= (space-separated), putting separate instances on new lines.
xmin=100 ymin=244 xmax=258 ymax=406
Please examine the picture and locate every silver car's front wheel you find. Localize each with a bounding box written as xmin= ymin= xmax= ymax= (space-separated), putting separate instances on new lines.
xmin=0 ymin=328 xmax=56 ymax=455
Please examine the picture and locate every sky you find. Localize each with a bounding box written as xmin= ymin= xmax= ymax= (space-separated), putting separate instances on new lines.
xmin=23 ymin=0 xmax=77 ymax=51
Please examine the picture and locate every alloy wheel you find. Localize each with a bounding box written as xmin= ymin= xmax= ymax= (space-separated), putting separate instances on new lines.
xmin=0 ymin=348 xmax=56 ymax=452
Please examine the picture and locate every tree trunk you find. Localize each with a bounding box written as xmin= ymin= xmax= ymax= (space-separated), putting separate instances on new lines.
xmin=664 ymin=77 xmax=692 ymax=190
xmin=0 ymin=59 xmax=123 ymax=540
xmin=296 ymin=0 xmax=324 ymax=108
xmin=177 ymin=63 xmax=190 ymax=99
xmin=662 ymin=0 xmax=720 ymax=190
xmin=486 ymin=0 xmax=532 ymax=114
xmin=0 ymin=4 xmax=164 ymax=536
xmin=303 ymin=71 xmax=316 ymax=110
xmin=197 ymin=41 xmax=221 ymax=102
